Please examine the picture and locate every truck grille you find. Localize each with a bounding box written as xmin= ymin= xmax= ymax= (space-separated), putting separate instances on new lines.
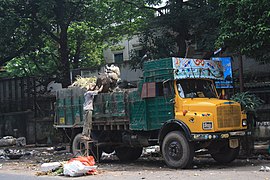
xmin=217 ymin=105 xmax=241 ymax=128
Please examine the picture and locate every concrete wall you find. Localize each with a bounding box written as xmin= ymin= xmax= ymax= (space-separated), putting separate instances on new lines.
xmin=0 ymin=111 xmax=31 ymax=140
xmin=0 ymin=111 xmax=64 ymax=144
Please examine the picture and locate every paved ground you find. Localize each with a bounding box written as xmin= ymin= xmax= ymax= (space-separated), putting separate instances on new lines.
xmin=1 ymin=145 xmax=270 ymax=179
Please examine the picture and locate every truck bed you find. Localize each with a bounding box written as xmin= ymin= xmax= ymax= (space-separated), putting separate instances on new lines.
xmin=54 ymin=87 xmax=132 ymax=130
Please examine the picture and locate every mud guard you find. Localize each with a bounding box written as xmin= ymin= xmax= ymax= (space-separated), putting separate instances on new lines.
xmin=158 ymin=119 xmax=192 ymax=145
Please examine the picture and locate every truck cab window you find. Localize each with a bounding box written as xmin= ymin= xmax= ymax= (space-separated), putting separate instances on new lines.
xmin=156 ymin=82 xmax=163 ymax=96
xmin=177 ymin=79 xmax=217 ymax=98
xmin=177 ymin=84 xmax=185 ymax=98
xmin=155 ymin=82 xmax=174 ymax=97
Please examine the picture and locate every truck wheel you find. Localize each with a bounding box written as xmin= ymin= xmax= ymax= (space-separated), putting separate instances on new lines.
xmin=102 ymin=146 xmax=114 ymax=154
xmin=211 ymin=142 xmax=240 ymax=163
xmin=72 ymin=133 xmax=85 ymax=156
xmin=162 ymin=131 xmax=194 ymax=169
xmin=71 ymin=133 xmax=102 ymax=161
xmin=115 ymin=147 xmax=142 ymax=162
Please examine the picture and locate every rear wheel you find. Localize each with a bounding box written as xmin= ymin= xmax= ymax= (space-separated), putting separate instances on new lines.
xmin=162 ymin=131 xmax=194 ymax=169
xmin=102 ymin=146 xmax=115 ymax=154
xmin=71 ymin=133 xmax=102 ymax=161
xmin=115 ymin=146 xmax=143 ymax=162
xmin=211 ymin=140 xmax=239 ymax=163
xmin=72 ymin=133 xmax=85 ymax=156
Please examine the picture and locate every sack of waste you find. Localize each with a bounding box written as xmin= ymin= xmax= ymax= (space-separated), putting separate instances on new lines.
xmin=64 ymin=156 xmax=97 ymax=177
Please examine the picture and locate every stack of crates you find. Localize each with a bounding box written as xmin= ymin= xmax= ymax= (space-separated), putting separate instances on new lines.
xmin=143 ymin=58 xmax=174 ymax=83
xmin=93 ymin=91 xmax=128 ymax=120
xmin=128 ymin=89 xmax=147 ymax=130
xmin=55 ymin=87 xmax=85 ymax=126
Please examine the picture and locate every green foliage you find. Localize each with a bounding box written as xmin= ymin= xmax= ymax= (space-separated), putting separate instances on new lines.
xmin=217 ymin=0 xmax=270 ymax=62
xmin=67 ymin=21 xmax=106 ymax=69
xmin=129 ymin=0 xmax=220 ymax=66
xmin=110 ymin=45 xmax=125 ymax=51
xmin=231 ymin=92 xmax=264 ymax=112
xmin=1 ymin=36 xmax=58 ymax=77
xmin=0 ymin=0 xmax=152 ymax=85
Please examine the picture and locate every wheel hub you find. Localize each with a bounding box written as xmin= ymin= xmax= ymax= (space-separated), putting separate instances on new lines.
xmin=168 ymin=141 xmax=182 ymax=160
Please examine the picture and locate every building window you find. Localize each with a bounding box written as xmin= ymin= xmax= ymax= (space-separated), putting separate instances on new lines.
xmin=114 ymin=53 xmax=123 ymax=64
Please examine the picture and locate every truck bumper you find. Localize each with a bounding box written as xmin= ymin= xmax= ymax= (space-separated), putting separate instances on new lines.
xmin=191 ymin=130 xmax=246 ymax=141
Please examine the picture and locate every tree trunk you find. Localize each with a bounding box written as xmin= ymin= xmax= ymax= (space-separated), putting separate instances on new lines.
xmin=176 ymin=34 xmax=186 ymax=57
xmin=56 ymin=0 xmax=70 ymax=88
xmin=238 ymin=53 xmax=244 ymax=92
xmin=59 ymin=25 xmax=70 ymax=88
xmin=73 ymin=39 xmax=82 ymax=69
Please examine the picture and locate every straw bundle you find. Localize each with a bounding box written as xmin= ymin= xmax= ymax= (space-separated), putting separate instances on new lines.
xmin=70 ymin=76 xmax=97 ymax=89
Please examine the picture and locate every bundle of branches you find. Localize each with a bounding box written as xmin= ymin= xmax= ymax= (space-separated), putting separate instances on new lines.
xmin=70 ymin=76 xmax=97 ymax=89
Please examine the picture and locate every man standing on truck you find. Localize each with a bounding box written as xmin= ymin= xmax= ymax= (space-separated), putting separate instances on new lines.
xmin=81 ymin=84 xmax=103 ymax=140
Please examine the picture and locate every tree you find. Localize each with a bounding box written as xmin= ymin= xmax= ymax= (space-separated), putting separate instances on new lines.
xmin=217 ymin=0 xmax=270 ymax=62
xmin=126 ymin=0 xmax=220 ymax=63
xmin=0 ymin=0 xmax=152 ymax=86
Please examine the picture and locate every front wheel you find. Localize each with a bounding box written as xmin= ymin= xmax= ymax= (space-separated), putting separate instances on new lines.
xmin=115 ymin=146 xmax=142 ymax=162
xmin=162 ymin=131 xmax=194 ymax=169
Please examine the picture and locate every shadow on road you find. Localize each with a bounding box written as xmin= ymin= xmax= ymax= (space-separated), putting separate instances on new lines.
xmin=98 ymin=154 xmax=270 ymax=172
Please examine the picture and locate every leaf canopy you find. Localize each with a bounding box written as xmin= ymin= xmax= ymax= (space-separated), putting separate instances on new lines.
xmin=217 ymin=0 xmax=270 ymax=62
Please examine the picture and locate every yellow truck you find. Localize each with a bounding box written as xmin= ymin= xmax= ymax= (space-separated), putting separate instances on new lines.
xmin=55 ymin=57 xmax=247 ymax=169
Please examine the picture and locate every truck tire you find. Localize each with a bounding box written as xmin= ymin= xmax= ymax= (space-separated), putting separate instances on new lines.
xmin=115 ymin=147 xmax=142 ymax=162
xmin=211 ymin=141 xmax=240 ymax=163
xmin=71 ymin=133 xmax=102 ymax=161
xmin=162 ymin=131 xmax=194 ymax=169
xmin=102 ymin=146 xmax=114 ymax=154
xmin=72 ymin=133 xmax=85 ymax=156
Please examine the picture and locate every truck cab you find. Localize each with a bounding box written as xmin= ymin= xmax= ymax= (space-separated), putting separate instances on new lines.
xmin=136 ymin=57 xmax=247 ymax=168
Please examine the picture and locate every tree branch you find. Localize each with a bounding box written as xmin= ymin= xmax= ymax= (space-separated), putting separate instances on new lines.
xmin=67 ymin=0 xmax=84 ymax=24
xmin=0 ymin=45 xmax=28 ymax=65
xmin=122 ymin=0 xmax=165 ymax=15
xmin=32 ymin=18 xmax=60 ymax=43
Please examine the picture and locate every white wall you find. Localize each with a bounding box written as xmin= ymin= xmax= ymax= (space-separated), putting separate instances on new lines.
xmin=103 ymin=36 xmax=141 ymax=63
xmin=102 ymin=36 xmax=143 ymax=82
xmin=80 ymin=64 xmax=143 ymax=83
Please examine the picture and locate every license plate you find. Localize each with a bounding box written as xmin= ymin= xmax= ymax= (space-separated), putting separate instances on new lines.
xmin=229 ymin=139 xmax=239 ymax=148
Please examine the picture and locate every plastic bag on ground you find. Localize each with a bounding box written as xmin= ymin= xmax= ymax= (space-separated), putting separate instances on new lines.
xmin=64 ymin=156 xmax=97 ymax=177
xmin=41 ymin=162 xmax=61 ymax=172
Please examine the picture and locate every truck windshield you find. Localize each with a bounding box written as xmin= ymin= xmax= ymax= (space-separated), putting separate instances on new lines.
xmin=176 ymin=79 xmax=217 ymax=98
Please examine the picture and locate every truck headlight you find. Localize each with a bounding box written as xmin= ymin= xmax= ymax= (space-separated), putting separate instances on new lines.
xmin=242 ymin=119 xmax=247 ymax=126
xmin=202 ymin=121 xmax=213 ymax=130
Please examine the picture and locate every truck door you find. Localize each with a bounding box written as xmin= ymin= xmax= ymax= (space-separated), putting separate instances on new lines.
xmin=143 ymin=81 xmax=175 ymax=130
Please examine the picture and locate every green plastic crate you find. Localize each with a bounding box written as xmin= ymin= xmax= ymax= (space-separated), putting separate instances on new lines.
xmin=143 ymin=58 xmax=174 ymax=82
xmin=93 ymin=91 xmax=128 ymax=120
xmin=128 ymin=90 xmax=147 ymax=130
xmin=55 ymin=87 xmax=85 ymax=126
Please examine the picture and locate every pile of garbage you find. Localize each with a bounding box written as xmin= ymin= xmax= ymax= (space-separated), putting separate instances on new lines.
xmin=142 ymin=146 xmax=160 ymax=157
xmin=0 ymin=148 xmax=25 ymax=160
xmin=0 ymin=136 xmax=27 ymax=160
xmin=37 ymin=156 xmax=97 ymax=177
xmin=0 ymin=136 xmax=26 ymax=147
